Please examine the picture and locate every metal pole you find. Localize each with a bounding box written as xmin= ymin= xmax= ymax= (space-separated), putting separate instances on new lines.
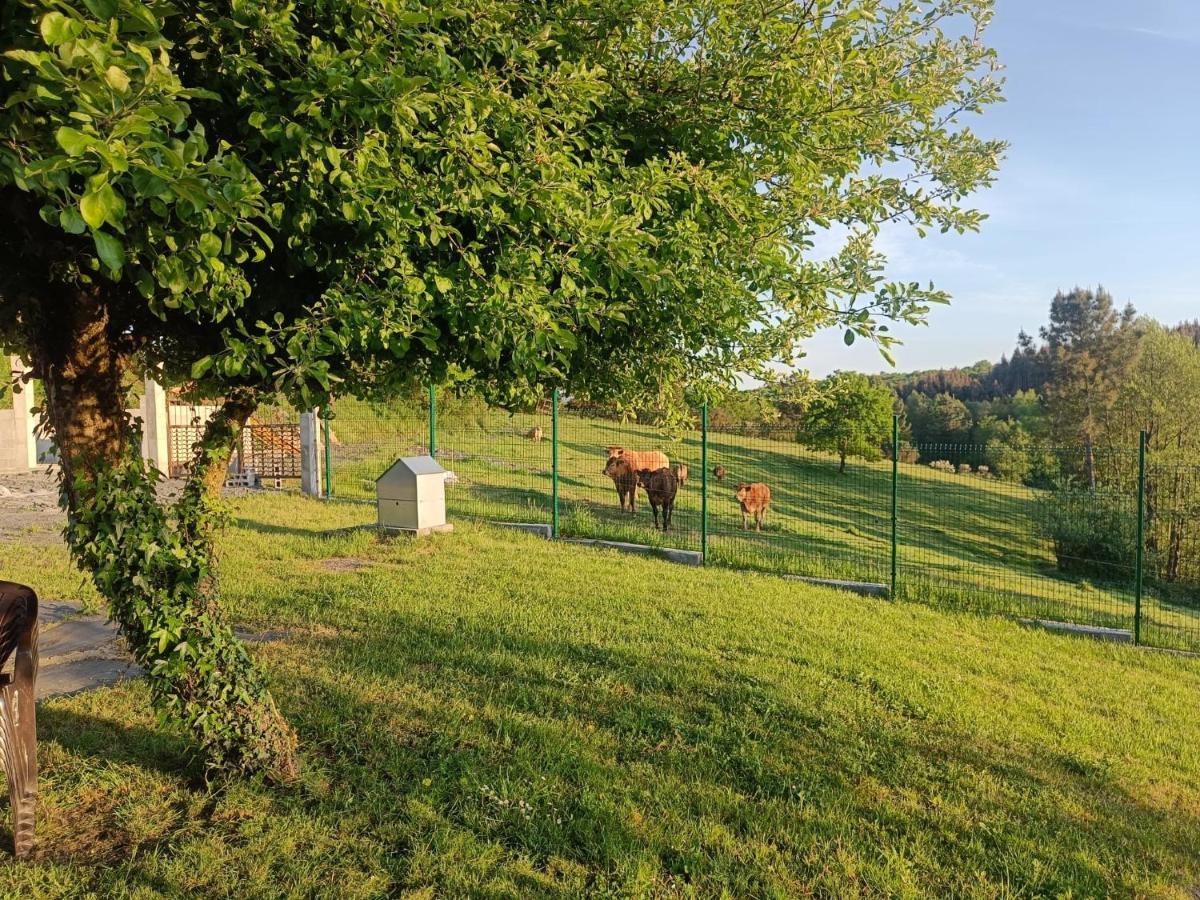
xmin=551 ymin=389 xmax=560 ymax=538
xmin=891 ymin=414 xmax=899 ymax=599
xmin=322 ymin=409 xmax=333 ymax=499
xmin=701 ymin=402 xmax=709 ymax=561
xmin=1134 ymin=430 xmax=1147 ymax=645
xmin=428 ymin=382 xmax=437 ymax=457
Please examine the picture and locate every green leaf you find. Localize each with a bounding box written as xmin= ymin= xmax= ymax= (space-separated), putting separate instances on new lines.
xmin=433 ymin=275 xmax=453 ymax=294
xmin=191 ymin=355 xmax=215 ymax=379
xmin=105 ymin=66 xmax=131 ymax=93
xmin=80 ymin=185 xmax=125 ymax=229
xmin=843 ymin=329 xmax=856 ymax=346
xmin=92 ymin=230 xmax=125 ymax=273
xmin=39 ymin=12 xmax=79 ymax=46
xmin=198 ymin=233 xmax=222 ymax=257
xmin=55 ymin=126 xmax=94 ymax=157
xmin=83 ymin=0 xmax=119 ymax=18
xmin=59 ymin=207 xmax=87 ymax=234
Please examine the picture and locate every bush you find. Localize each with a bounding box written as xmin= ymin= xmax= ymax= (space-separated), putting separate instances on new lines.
xmin=929 ymin=460 xmax=954 ymax=473
xmin=1036 ymin=484 xmax=1137 ymax=579
xmin=976 ymin=465 xmax=990 ymax=478
xmin=957 ymin=463 xmax=972 ymax=475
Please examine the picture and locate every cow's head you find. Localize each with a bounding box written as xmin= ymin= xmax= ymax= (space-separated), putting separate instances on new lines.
xmin=603 ymin=456 xmax=632 ymax=478
xmin=734 ymin=482 xmax=751 ymax=501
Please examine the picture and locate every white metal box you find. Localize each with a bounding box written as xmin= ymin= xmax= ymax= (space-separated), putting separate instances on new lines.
xmin=376 ymin=455 xmax=449 ymax=532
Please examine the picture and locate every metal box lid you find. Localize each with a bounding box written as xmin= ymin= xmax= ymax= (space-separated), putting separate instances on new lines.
xmin=376 ymin=455 xmax=447 ymax=501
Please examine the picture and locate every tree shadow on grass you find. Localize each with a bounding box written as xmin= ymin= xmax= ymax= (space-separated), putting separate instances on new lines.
xmin=0 ymin=704 xmax=207 ymax=867
xmin=272 ymin=615 xmax=1200 ymax=896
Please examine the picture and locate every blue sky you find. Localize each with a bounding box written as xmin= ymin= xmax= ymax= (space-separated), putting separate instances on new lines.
xmin=802 ymin=0 xmax=1200 ymax=377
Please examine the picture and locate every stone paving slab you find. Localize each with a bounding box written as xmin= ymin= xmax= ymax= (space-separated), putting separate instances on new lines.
xmin=40 ymin=616 xmax=120 ymax=658
xmin=37 ymin=657 xmax=144 ymax=700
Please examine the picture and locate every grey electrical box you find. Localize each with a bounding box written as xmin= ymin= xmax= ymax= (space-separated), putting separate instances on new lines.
xmin=376 ymin=456 xmax=451 ymax=534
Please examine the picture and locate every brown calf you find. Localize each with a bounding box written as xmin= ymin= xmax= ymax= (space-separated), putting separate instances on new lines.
xmin=672 ymin=462 xmax=688 ymax=487
xmin=528 ymin=426 xmax=543 ymax=443
xmin=638 ymin=467 xmax=679 ymax=531
xmin=605 ymin=446 xmax=669 ymax=473
xmin=603 ymin=456 xmax=639 ymax=513
xmin=734 ymin=482 xmax=771 ymax=531
xmin=712 ymin=465 xmax=726 ymax=481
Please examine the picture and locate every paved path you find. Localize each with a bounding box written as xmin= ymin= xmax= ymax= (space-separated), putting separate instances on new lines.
xmin=34 ymin=600 xmax=284 ymax=700
xmin=36 ymin=601 xmax=140 ymax=700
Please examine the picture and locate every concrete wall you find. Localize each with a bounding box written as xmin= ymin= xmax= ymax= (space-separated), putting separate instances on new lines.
xmin=0 ymin=358 xmax=39 ymax=474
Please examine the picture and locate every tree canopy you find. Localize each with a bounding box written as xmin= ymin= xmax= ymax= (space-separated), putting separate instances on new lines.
xmin=796 ymin=371 xmax=895 ymax=472
xmin=0 ymin=0 xmax=1005 ymax=775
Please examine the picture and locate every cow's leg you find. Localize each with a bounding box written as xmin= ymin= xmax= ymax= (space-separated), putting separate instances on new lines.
xmin=651 ymin=501 xmax=660 ymax=530
xmin=740 ymin=508 xmax=747 ymax=530
xmin=663 ymin=500 xmax=672 ymax=531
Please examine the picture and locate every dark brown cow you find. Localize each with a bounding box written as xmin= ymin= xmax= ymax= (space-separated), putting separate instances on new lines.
xmin=735 ymin=482 xmax=771 ymax=531
xmin=603 ymin=456 xmax=639 ymax=513
xmin=638 ymin=467 xmax=679 ymax=531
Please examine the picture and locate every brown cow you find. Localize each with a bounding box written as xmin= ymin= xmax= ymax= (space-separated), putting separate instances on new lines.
xmin=735 ymin=482 xmax=771 ymax=531
xmin=638 ymin=467 xmax=679 ymax=531
xmin=672 ymin=462 xmax=688 ymax=487
xmin=605 ymin=446 xmax=669 ymax=473
xmin=712 ymin=465 xmax=726 ymax=481
xmin=603 ymin=456 xmax=639 ymax=513
xmin=528 ymin=426 xmax=543 ymax=443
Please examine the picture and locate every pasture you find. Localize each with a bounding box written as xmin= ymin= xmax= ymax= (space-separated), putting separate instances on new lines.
xmin=1 ymin=494 xmax=1199 ymax=895
xmin=325 ymin=400 xmax=1200 ymax=651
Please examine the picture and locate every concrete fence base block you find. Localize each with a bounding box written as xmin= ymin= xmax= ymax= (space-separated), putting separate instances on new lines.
xmin=380 ymin=523 xmax=455 ymax=538
xmin=782 ymin=574 xmax=890 ymax=597
xmin=563 ymin=538 xmax=703 ymax=567
xmin=496 ymin=522 xmax=553 ymax=540
xmin=1019 ymin=618 xmax=1132 ymax=643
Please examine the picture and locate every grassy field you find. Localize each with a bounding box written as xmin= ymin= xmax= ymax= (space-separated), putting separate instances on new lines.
xmin=1 ymin=492 xmax=1199 ymax=896
xmin=326 ymin=400 xmax=1200 ymax=651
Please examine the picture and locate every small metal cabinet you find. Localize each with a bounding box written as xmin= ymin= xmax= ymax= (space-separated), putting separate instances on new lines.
xmin=375 ymin=456 xmax=449 ymax=533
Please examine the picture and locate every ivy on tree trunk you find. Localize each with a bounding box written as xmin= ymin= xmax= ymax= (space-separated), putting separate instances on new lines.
xmin=40 ymin=292 xmax=297 ymax=781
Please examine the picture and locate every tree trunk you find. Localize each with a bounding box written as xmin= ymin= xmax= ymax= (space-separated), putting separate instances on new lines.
xmin=1083 ymin=434 xmax=1096 ymax=491
xmin=839 ymin=452 xmax=847 ymax=474
xmin=35 ymin=288 xmax=298 ymax=782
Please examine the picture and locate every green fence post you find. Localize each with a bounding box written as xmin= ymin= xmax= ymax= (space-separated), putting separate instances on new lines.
xmin=322 ymin=409 xmax=333 ymax=499
xmin=891 ymin=414 xmax=899 ymax=598
xmin=701 ymin=402 xmax=709 ymax=561
xmin=1134 ymin=430 xmax=1147 ymax=645
xmin=551 ymin=389 xmax=560 ymax=538
xmin=428 ymin=383 xmax=437 ymax=457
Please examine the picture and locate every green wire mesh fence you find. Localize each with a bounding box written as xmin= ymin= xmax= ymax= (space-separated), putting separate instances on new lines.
xmin=320 ymin=394 xmax=1200 ymax=653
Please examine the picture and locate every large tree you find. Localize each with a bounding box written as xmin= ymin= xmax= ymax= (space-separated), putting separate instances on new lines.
xmin=1040 ymin=287 xmax=1139 ymax=489
xmin=796 ymin=371 xmax=895 ymax=473
xmin=1 ymin=0 xmax=1004 ymax=775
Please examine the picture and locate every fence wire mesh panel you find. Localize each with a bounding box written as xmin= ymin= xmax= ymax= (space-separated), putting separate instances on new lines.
xmin=705 ymin=425 xmax=889 ymax=584
xmin=896 ymin=445 xmax=1139 ymax=633
xmin=1141 ymin=459 xmax=1200 ymax=650
xmin=321 ymin=396 xmax=1200 ymax=653
xmin=555 ymin=405 xmax=702 ymax=552
xmin=325 ymin=396 xmax=429 ymax=500
xmin=438 ymin=396 xmax=552 ymax=525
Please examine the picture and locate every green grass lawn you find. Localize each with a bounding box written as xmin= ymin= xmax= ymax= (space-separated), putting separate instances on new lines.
xmin=2 ymin=492 xmax=1200 ymax=896
xmin=325 ymin=400 xmax=1200 ymax=651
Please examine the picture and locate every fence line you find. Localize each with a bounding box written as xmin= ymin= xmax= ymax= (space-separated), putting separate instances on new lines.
xmin=320 ymin=390 xmax=1200 ymax=654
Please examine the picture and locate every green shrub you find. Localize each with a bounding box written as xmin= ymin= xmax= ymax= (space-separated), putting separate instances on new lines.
xmin=1036 ymin=484 xmax=1137 ymax=580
